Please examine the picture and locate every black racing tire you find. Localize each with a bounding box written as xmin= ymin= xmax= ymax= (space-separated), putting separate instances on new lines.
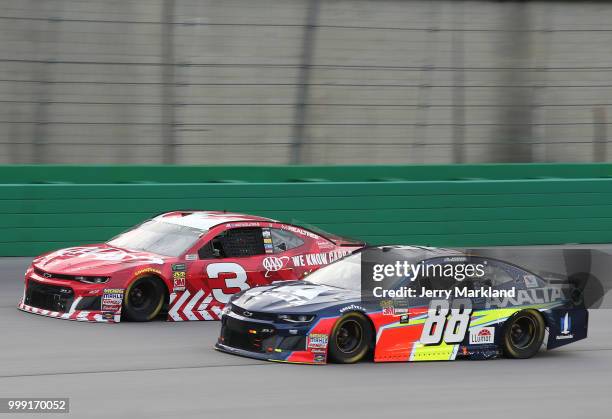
xmin=502 ymin=310 xmax=546 ymax=359
xmin=327 ymin=312 xmax=372 ymax=364
xmin=122 ymin=276 xmax=166 ymax=322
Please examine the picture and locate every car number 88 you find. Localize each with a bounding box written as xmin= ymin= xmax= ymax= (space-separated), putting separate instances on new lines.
xmin=420 ymin=299 xmax=472 ymax=345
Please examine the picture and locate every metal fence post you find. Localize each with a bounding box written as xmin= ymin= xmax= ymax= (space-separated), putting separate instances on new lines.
xmin=494 ymin=1 xmax=534 ymax=162
xmin=593 ymin=107 xmax=607 ymax=162
xmin=451 ymin=1 xmax=465 ymax=163
xmin=161 ymin=0 xmax=177 ymax=164
xmin=290 ymin=0 xmax=320 ymax=165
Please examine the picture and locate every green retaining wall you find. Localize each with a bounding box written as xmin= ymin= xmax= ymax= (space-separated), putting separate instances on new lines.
xmin=1 ymin=164 xmax=612 ymax=256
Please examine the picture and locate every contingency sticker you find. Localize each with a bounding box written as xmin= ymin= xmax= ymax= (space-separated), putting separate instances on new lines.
xmin=469 ymin=327 xmax=495 ymax=345
xmin=307 ymin=333 xmax=329 ymax=349
xmin=102 ymin=288 xmax=125 ymax=312
xmin=173 ymin=271 xmax=186 ymax=292
xmin=172 ymin=263 xmax=187 ymax=292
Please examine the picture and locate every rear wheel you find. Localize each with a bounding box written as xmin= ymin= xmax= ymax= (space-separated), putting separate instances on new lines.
xmin=122 ymin=276 xmax=166 ymax=322
xmin=327 ymin=312 xmax=372 ymax=364
xmin=502 ymin=310 xmax=545 ymax=359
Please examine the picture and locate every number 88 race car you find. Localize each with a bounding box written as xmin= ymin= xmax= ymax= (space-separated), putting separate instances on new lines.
xmin=18 ymin=211 xmax=364 ymax=323
xmin=215 ymin=246 xmax=588 ymax=364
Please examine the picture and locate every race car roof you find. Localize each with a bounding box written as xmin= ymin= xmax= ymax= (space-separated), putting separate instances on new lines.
xmin=154 ymin=211 xmax=277 ymax=231
xmin=373 ymin=245 xmax=466 ymax=259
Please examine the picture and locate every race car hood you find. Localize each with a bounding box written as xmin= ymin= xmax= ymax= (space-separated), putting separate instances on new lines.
xmin=231 ymin=281 xmax=360 ymax=313
xmin=32 ymin=244 xmax=166 ymax=275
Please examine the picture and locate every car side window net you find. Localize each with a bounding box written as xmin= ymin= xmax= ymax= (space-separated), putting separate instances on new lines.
xmin=199 ymin=227 xmax=265 ymax=259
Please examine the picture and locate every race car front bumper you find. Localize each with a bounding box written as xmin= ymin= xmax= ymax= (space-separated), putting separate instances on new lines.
xmin=18 ymin=271 xmax=122 ymax=323
xmin=215 ymin=309 xmax=328 ymax=364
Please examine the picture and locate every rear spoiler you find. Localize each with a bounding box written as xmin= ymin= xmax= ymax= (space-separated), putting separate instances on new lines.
xmin=286 ymin=219 xmax=367 ymax=248
xmin=327 ymin=235 xmax=367 ymax=247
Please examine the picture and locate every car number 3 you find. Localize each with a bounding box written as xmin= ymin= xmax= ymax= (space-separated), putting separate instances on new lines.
xmin=420 ymin=299 xmax=472 ymax=345
xmin=206 ymin=263 xmax=250 ymax=303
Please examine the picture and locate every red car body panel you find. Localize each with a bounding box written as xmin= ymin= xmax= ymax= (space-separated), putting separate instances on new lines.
xmin=18 ymin=211 xmax=363 ymax=323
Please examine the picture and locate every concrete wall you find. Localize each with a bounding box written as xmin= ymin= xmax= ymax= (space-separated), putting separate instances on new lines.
xmin=1 ymin=0 xmax=611 ymax=164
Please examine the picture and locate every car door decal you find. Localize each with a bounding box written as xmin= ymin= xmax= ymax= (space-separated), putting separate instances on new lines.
xmin=207 ymin=262 xmax=249 ymax=303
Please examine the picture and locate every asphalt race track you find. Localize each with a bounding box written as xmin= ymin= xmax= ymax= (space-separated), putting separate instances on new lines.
xmin=0 ymin=256 xmax=610 ymax=419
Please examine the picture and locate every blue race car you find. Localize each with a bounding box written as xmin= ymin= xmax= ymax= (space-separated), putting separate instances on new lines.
xmin=215 ymin=246 xmax=588 ymax=364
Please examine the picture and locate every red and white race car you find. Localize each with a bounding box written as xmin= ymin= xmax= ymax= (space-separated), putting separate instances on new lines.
xmin=19 ymin=211 xmax=364 ymax=323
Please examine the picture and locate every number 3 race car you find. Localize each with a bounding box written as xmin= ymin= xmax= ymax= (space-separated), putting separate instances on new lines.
xmin=215 ymin=246 xmax=588 ymax=364
xmin=18 ymin=211 xmax=364 ymax=323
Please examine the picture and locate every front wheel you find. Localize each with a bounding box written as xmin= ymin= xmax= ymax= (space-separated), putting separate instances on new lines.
xmin=327 ymin=312 xmax=372 ymax=364
xmin=122 ymin=276 xmax=166 ymax=322
xmin=502 ymin=310 xmax=545 ymax=359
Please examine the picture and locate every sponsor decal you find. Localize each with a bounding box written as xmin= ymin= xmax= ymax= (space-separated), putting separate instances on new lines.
xmin=172 ymin=263 xmax=186 ymax=272
xmin=102 ymin=288 xmax=124 ymax=312
xmin=382 ymin=307 xmax=395 ymax=316
xmin=487 ymin=287 xmax=563 ymax=308
xmin=400 ymin=314 xmax=410 ymax=324
xmin=185 ymin=254 xmax=197 ymax=261
xmin=556 ymin=312 xmax=574 ymax=340
xmin=443 ymin=256 xmax=467 ymax=262
xmin=307 ymin=333 xmax=329 ymax=349
xmin=314 ymin=354 xmax=326 ymax=363
xmin=262 ymin=229 xmax=271 ymax=238
xmin=339 ymin=304 xmax=366 ymax=313
xmin=264 ymin=243 xmax=274 ymax=254
xmin=226 ymin=222 xmax=261 ymax=228
xmin=263 ymin=256 xmax=289 ymax=277
xmin=380 ymin=299 xmax=395 ymax=316
xmin=264 ymin=238 xmax=273 ymax=244
xmin=134 ymin=268 xmax=162 ymax=277
xmin=173 ymin=271 xmax=186 ymax=292
xmin=51 ymin=246 xmax=164 ymax=264
xmin=469 ymin=327 xmax=495 ymax=345
xmin=291 ymin=250 xmax=352 ymax=267
xmin=380 ymin=300 xmax=394 ymax=308
xmin=280 ymin=224 xmax=320 ymax=239
xmin=102 ymin=312 xmax=115 ymax=320
xmin=523 ymin=274 xmax=539 ymax=288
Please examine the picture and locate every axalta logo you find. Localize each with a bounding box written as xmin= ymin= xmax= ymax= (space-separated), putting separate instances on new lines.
xmin=469 ymin=327 xmax=495 ymax=345
xmin=486 ymin=287 xmax=563 ymax=308
xmin=556 ymin=312 xmax=574 ymax=340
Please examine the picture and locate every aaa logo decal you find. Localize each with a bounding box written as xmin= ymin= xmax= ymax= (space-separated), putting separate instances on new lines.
xmin=262 ymin=256 xmax=289 ymax=277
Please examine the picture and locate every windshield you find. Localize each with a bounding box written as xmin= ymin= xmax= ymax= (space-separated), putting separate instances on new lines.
xmin=107 ymin=220 xmax=205 ymax=257
xmin=305 ymin=252 xmax=361 ymax=291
